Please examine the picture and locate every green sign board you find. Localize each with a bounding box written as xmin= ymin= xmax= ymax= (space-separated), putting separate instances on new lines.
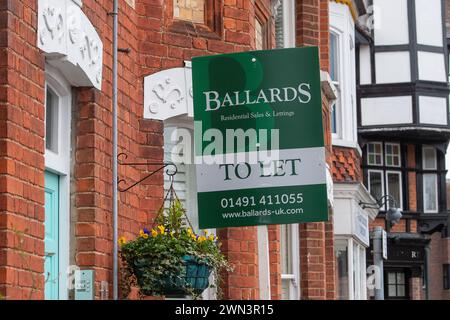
xmin=192 ymin=47 xmax=328 ymax=229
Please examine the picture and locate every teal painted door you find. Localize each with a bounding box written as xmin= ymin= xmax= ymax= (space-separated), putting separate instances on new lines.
xmin=44 ymin=171 xmax=59 ymax=300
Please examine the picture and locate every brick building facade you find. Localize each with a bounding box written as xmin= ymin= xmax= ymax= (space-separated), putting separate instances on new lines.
xmin=0 ymin=0 xmax=337 ymax=300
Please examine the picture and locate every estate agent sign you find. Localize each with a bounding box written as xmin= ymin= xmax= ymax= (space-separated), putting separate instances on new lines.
xmin=192 ymin=47 xmax=327 ymax=229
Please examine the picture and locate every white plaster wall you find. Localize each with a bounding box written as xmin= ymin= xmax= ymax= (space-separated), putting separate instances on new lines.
xmin=418 ymin=51 xmax=447 ymax=82
xmin=361 ymin=96 xmax=413 ymax=125
xmin=419 ymin=96 xmax=448 ymax=125
xmin=375 ymin=51 xmax=411 ymax=83
xmin=373 ymin=0 xmax=409 ymax=45
xmin=359 ymin=45 xmax=372 ymax=85
xmin=416 ymin=0 xmax=443 ymax=47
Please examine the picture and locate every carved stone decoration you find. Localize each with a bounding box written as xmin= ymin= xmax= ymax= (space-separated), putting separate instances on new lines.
xmin=39 ymin=1 xmax=65 ymax=46
xmin=38 ymin=0 xmax=103 ymax=90
xmin=144 ymin=68 xmax=193 ymax=121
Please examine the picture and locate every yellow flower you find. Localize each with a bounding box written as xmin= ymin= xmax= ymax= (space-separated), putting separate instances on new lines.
xmin=187 ymin=228 xmax=193 ymax=235
xmin=118 ymin=236 xmax=126 ymax=246
xmin=157 ymin=225 xmax=165 ymax=235
xmin=142 ymin=233 xmax=149 ymax=239
xmin=208 ymin=235 xmax=214 ymax=241
xmin=139 ymin=229 xmax=145 ymax=237
xmin=151 ymin=229 xmax=158 ymax=237
xmin=198 ymin=236 xmax=206 ymax=243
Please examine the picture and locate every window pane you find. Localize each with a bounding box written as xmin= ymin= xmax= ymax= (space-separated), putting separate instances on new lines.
xmin=281 ymin=279 xmax=290 ymax=300
xmin=423 ymin=174 xmax=438 ymax=212
xmin=369 ymin=171 xmax=383 ymax=200
xmin=46 ymin=88 xmax=58 ymax=153
xmin=335 ymin=241 xmax=349 ymax=300
xmin=387 ymin=172 xmax=401 ymax=209
xmin=388 ymin=272 xmax=396 ymax=284
xmin=330 ymin=33 xmax=338 ymax=82
xmin=388 ymin=284 xmax=397 ymax=297
xmin=423 ymin=147 xmax=437 ymax=169
xmin=397 ymin=285 xmax=405 ymax=297
xmin=367 ymin=143 xmax=383 ymax=165
xmin=397 ymin=272 xmax=405 ymax=285
xmin=280 ymin=225 xmax=292 ymax=274
xmin=173 ymin=0 xmax=205 ymax=23
xmin=255 ymin=19 xmax=267 ymax=50
xmin=331 ymin=102 xmax=337 ymax=134
xmin=385 ymin=143 xmax=400 ymax=167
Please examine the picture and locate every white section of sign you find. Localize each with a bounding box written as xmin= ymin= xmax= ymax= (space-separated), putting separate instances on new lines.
xmin=196 ymin=147 xmax=326 ymax=193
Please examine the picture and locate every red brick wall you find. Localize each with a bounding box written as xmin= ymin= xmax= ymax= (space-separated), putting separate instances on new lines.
xmin=296 ymin=0 xmax=335 ymax=300
xmin=0 ymin=0 xmax=46 ymax=299
xmin=268 ymin=225 xmax=281 ymax=300
xmin=428 ymin=232 xmax=450 ymax=299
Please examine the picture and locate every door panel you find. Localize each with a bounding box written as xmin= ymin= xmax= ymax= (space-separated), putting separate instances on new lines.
xmin=44 ymin=171 xmax=59 ymax=300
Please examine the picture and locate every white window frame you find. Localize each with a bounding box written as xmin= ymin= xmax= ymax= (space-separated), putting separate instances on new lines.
xmin=385 ymin=170 xmax=403 ymax=210
xmin=44 ymin=64 xmax=72 ymax=300
xmin=367 ymin=169 xmax=385 ymax=206
xmin=280 ymin=224 xmax=300 ymax=300
xmin=385 ymin=143 xmax=401 ymax=167
xmin=367 ymin=142 xmax=384 ymax=166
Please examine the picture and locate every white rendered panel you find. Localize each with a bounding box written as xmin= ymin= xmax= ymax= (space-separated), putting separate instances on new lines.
xmin=361 ymin=96 xmax=413 ymax=126
xmin=373 ymin=0 xmax=409 ymax=46
xmin=418 ymin=51 xmax=447 ymax=82
xmin=375 ymin=52 xmax=411 ymax=84
xmin=419 ymin=96 xmax=448 ymax=125
xmin=359 ymin=45 xmax=371 ymax=85
xmin=416 ymin=0 xmax=443 ymax=47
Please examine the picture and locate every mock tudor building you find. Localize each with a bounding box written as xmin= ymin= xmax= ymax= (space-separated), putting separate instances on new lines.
xmin=355 ymin=0 xmax=450 ymax=300
xmin=0 ymin=0 xmax=339 ymax=300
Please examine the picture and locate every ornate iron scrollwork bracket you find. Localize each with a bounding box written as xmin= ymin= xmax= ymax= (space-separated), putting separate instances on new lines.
xmin=117 ymin=152 xmax=177 ymax=193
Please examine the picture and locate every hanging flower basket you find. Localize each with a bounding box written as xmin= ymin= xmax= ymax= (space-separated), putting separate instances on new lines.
xmin=133 ymin=255 xmax=211 ymax=296
xmin=119 ymin=180 xmax=232 ymax=298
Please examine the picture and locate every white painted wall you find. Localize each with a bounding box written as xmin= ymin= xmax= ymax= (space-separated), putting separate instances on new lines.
xmin=418 ymin=51 xmax=447 ymax=82
xmin=375 ymin=51 xmax=411 ymax=83
xmin=419 ymin=96 xmax=448 ymax=125
xmin=373 ymin=0 xmax=409 ymax=46
xmin=359 ymin=45 xmax=371 ymax=85
xmin=416 ymin=0 xmax=443 ymax=47
xmin=361 ymin=96 xmax=413 ymax=126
